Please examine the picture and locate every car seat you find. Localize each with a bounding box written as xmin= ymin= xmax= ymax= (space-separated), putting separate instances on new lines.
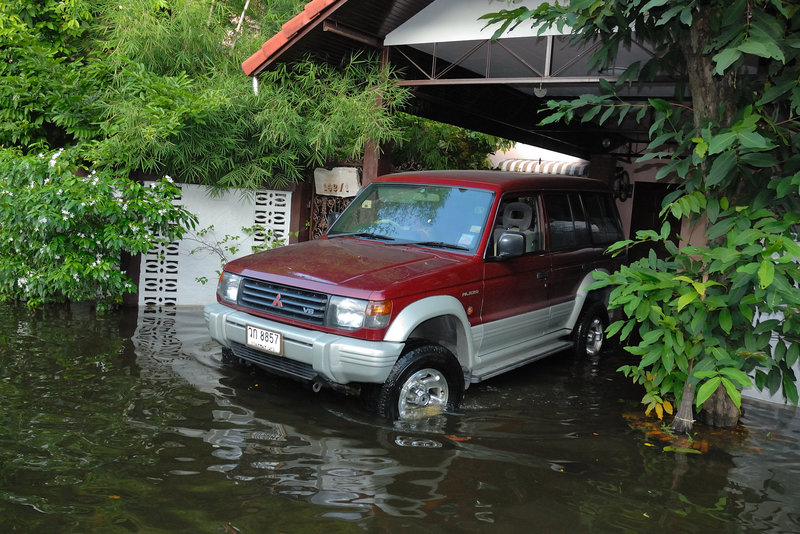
xmin=493 ymin=202 xmax=541 ymax=254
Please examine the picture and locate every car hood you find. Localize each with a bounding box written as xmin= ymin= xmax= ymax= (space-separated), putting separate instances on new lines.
xmin=226 ymin=238 xmax=471 ymax=298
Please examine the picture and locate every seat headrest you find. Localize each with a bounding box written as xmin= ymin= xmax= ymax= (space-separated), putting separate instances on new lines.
xmin=502 ymin=202 xmax=533 ymax=230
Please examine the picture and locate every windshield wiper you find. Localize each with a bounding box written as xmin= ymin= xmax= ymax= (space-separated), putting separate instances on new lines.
xmin=389 ymin=240 xmax=470 ymax=251
xmin=328 ymin=232 xmax=395 ymax=241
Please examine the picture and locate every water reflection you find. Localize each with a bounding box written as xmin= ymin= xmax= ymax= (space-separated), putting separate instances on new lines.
xmin=0 ymin=304 xmax=798 ymax=532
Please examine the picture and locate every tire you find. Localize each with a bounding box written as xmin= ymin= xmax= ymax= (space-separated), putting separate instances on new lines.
xmin=574 ymin=301 xmax=608 ymax=358
xmin=367 ymin=344 xmax=464 ymax=420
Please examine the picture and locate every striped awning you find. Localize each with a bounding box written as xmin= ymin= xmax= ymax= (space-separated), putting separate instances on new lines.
xmin=496 ymin=159 xmax=589 ymax=176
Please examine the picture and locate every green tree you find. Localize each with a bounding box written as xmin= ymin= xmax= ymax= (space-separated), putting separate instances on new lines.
xmin=392 ymin=113 xmax=513 ymax=170
xmin=484 ymin=0 xmax=799 ymax=432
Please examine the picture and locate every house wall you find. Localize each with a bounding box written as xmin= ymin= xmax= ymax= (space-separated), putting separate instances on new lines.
xmin=138 ymin=183 xmax=292 ymax=307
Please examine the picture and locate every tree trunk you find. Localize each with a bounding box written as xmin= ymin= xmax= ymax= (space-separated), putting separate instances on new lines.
xmin=671 ymin=379 xmax=695 ymax=434
xmin=679 ymin=7 xmax=736 ymax=128
xmin=676 ymin=7 xmax=742 ymax=431
xmin=697 ymin=385 xmax=740 ymax=429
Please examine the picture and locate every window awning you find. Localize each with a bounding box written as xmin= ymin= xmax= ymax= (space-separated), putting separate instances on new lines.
xmin=495 ymin=159 xmax=589 ymax=176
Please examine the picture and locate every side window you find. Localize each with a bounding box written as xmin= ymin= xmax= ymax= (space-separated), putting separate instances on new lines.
xmin=544 ymin=193 xmax=591 ymax=250
xmin=490 ymin=194 xmax=543 ymax=256
xmin=570 ymin=193 xmax=592 ymax=248
xmin=583 ymin=192 xmax=623 ymax=245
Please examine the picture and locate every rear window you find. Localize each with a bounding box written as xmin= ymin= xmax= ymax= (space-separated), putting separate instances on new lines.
xmin=544 ymin=191 xmax=622 ymax=250
xmin=583 ymin=192 xmax=623 ymax=245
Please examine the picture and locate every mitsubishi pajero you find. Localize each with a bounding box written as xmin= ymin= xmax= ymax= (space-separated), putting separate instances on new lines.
xmin=204 ymin=170 xmax=625 ymax=419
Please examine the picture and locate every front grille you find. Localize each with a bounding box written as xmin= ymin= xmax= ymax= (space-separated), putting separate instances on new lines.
xmin=231 ymin=342 xmax=315 ymax=381
xmin=239 ymin=278 xmax=328 ymax=324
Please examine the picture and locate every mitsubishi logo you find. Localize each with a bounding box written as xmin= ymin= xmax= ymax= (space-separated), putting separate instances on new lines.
xmin=272 ymin=294 xmax=283 ymax=307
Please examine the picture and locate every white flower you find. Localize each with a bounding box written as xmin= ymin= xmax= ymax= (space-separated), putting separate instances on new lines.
xmin=48 ymin=148 xmax=63 ymax=167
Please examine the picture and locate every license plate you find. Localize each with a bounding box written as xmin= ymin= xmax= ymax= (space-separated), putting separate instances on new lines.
xmin=246 ymin=325 xmax=283 ymax=355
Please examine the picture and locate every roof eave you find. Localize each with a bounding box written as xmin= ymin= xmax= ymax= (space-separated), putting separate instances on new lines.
xmin=241 ymin=0 xmax=345 ymax=76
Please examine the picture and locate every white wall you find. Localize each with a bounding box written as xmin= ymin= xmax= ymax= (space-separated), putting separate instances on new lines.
xmin=139 ymin=184 xmax=291 ymax=307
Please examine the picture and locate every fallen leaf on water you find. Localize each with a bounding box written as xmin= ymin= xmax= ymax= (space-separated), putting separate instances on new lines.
xmin=663 ymin=446 xmax=702 ymax=454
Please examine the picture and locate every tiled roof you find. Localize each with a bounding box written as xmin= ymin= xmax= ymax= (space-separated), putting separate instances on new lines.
xmin=242 ymin=0 xmax=339 ymax=76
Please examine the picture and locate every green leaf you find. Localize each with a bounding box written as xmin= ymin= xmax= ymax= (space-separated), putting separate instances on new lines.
xmin=712 ymin=48 xmax=742 ymax=75
xmin=649 ymin=98 xmax=671 ymax=112
xmin=706 ymin=150 xmax=737 ymax=187
xmin=696 ymin=377 xmax=722 ymax=408
xmin=757 ymin=80 xmax=795 ymax=106
xmin=606 ymin=320 xmax=625 ymax=338
xmin=721 ymin=377 xmax=742 ymax=410
xmin=740 ymin=152 xmax=778 ymax=167
xmin=708 ymin=131 xmax=737 ymax=155
xmin=757 ymin=259 xmax=775 ymax=289
xmin=783 ymin=375 xmax=799 ymax=405
xmin=737 ymin=130 xmax=774 ymax=151
xmin=786 ymin=343 xmax=799 ymax=368
xmin=641 ymin=0 xmax=671 ymax=11
xmin=719 ymin=367 xmax=753 ymax=388
xmin=707 ymin=218 xmax=736 ymax=240
xmin=677 ymin=291 xmax=698 ymax=312
xmin=738 ymin=38 xmax=785 ymax=62
xmin=719 ymin=308 xmax=732 ymax=334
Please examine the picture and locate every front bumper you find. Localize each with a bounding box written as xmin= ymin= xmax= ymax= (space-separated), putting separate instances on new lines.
xmin=204 ymin=302 xmax=404 ymax=385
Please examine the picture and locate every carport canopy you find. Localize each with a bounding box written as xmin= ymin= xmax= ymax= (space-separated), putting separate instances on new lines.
xmin=242 ymin=0 xmax=681 ymax=161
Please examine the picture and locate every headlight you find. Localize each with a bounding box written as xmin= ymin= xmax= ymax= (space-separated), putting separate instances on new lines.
xmin=217 ymin=272 xmax=242 ymax=304
xmin=327 ymin=297 xmax=392 ymax=330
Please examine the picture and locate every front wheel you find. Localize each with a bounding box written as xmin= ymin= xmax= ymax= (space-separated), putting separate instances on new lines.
xmin=574 ymin=302 xmax=608 ymax=358
xmin=366 ymin=344 xmax=464 ymax=420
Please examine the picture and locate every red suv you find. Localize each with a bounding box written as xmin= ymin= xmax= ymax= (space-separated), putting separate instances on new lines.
xmin=205 ymin=170 xmax=625 ymax=419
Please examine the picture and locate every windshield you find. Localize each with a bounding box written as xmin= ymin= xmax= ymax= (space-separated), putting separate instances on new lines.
xmin=328 ymin=183 xmax=494 ymax=253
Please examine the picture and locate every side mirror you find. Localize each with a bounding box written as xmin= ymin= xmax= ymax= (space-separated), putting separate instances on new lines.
xmin=496 ymin=231 xmax=525 ymax=258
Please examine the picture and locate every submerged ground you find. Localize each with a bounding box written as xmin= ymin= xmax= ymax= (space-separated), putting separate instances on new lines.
xmin=0 ymin=304 xmax=797 ymax=532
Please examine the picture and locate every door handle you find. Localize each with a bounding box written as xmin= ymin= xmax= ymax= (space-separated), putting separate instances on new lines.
xmin=537 ymin=271 xmax=548 ymax=280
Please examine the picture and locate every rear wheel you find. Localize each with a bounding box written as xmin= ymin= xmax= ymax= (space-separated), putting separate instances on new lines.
xmin=574 ymin=302 xmax=608 ymax=358
xmin=366 ymin=344 xmax=464 ymax=420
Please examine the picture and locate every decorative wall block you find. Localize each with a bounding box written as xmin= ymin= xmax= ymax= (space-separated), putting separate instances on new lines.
xmin=254 ymin=191 xmax=290 ymax=244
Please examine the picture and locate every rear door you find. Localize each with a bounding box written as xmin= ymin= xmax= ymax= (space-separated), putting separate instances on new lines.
xmin=543 ymin=192 xmax=598 ymax=332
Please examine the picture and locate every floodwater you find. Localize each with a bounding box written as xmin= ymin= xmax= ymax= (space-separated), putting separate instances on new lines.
xmin=0 ymin=304 xmax=798 ymax=533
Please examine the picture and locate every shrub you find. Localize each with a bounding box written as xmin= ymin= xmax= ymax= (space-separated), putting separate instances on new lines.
xmin=0 ymin=148 xmax=196 ymax=308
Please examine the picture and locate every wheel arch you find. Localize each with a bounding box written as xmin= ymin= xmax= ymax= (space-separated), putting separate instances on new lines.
xmin=383 ymin=295 xmax=474 ymax=379
xmin=565 ymin=269 xmax=611 ymax=330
